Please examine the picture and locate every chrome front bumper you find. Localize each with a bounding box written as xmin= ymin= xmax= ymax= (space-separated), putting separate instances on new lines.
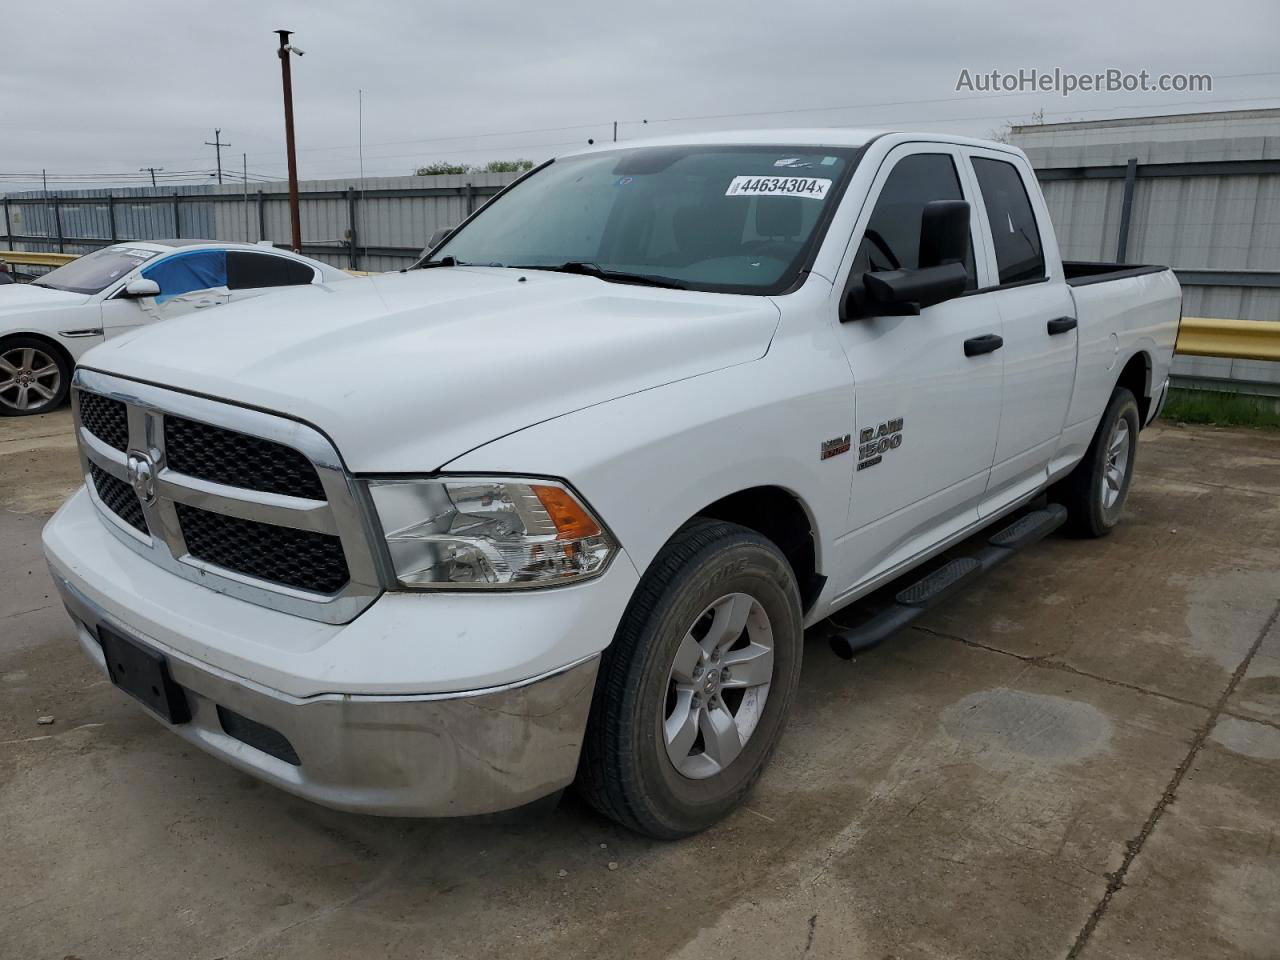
xmin=53 ymin=574 xmax=600 ymax=817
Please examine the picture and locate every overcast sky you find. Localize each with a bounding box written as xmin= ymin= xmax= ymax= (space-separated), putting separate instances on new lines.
xmin=3 ymin=0 xmax=1279 ymax=191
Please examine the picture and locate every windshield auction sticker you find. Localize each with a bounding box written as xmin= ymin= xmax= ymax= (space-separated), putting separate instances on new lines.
xmin=725 ymin=175 xmax=832 ymax=199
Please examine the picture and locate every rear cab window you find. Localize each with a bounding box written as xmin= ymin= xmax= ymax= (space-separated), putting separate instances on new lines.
xmin=970 ymin=157 xmax=1046 ymax=286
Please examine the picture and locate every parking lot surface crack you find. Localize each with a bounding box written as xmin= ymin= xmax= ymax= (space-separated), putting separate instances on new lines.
xmin=1063 ymin=600 xmax=1280 ymax=960
xmin=912 ymin=625 xmax=1213 ymax=712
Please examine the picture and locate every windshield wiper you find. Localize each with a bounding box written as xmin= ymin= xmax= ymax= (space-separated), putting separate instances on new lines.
xmin=513 ymin=261 xmax=686 ymax=290
xmin=417 ymin=256 xmax=470 ymax=269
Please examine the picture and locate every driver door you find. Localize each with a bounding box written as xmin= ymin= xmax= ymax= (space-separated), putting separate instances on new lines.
xmin=831 ymin=145 xmax=1004 ymax=593
xmin=101 ymin=249 xmax=231 ymax=338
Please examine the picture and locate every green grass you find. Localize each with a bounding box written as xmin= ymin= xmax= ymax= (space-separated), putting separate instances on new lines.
xmin=1161 ymin=388 xmax=1280 ymax=429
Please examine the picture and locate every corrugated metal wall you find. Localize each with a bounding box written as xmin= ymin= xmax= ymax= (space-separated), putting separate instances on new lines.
xmin=1 ymin=172 xmax=520 ymax=275
xmin=1016 ymin=114 xmax=1280 ymax=395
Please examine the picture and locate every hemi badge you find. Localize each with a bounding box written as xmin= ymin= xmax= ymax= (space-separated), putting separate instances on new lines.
xmin=821 ymin=434 xmax=851 ymax=460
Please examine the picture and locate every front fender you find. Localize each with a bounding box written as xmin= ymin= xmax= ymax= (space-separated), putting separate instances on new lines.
xmin=443 ymin=338 xmax=854 ymax=590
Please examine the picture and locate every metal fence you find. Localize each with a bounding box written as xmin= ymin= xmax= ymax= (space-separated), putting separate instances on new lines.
xmin=0 ymin=172 xmax=522 ymax=275
xmin=1013 ymin=116 xmax=1280 ymax=398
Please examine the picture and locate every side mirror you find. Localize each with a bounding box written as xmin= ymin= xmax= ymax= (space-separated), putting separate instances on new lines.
xmin=841 ymin=200 xmax=971 ymax=320
xmin=425 ymin=226 xmax=453 ymax=252
xmin=918 ymin=200 xmax=971 ymax=268
xmin=863 ymin=261 xmax=970 ymax=313
xmin=121 ymin=278 xmax=160 ymax=299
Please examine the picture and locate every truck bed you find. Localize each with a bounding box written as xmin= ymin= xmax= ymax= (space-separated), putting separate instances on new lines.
xmin=1063 ymin=261 xmax=1169 ymax=287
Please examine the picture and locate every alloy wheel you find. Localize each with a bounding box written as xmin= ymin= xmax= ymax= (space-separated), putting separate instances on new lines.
xmin=1100 ymin=417 xmax=1131 ymax=509
xmin=0 ymin=346 xmax=61 ymax=413
xmin=662 ymin=592 xmax=775 ymax=779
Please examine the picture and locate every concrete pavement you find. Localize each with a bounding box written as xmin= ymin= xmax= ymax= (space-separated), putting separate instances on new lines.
xmin=1 ymin=410 xmax=1277 ymax=959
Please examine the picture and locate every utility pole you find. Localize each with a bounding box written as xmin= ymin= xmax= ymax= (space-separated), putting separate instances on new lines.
xmin=242 ymin=153 xmax=249 ymax=241
xmin=204 ymin=128 xmax=231 ymax=184
xmin=613 ymin=121 xmax=617 ymax=143
xmin=139 ymin=167 xmax=163 ymax=188
xmin=275 ymin=29 xmax=303 ymax=252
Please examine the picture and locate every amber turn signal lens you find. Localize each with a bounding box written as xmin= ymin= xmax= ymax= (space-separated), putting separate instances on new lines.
xmin=532 ymin=484 xmax=602 ymax=540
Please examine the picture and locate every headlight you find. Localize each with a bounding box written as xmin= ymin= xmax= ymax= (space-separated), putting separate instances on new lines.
xmin=367 ymin=477 xmax=616 ymax=589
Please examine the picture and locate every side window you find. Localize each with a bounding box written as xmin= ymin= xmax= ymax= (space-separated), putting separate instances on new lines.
xmin=226 ymin=252 xmax=316 ymax=290
xmin=853 ymin=153 xmax=975 ymax=289
xmin=971 ymin=157 xmax=1045 ymax=285
xmin=140 ymin=250 xmax=227 ymax=303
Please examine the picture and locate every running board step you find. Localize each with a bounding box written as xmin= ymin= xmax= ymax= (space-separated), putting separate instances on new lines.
xmin=829 ymin=504 xmax=1067 ymax=660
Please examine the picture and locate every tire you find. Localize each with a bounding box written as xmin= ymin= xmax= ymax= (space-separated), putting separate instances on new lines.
xmin=1054 ymin=387 xmax=1140 ymax=538
xmin=577 ymin=519 xmax=803 ymax=839
xmin=0 ymin=336 xmax=71 ymax=417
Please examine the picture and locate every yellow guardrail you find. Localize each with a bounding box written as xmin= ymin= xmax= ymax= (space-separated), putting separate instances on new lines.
xmin=0 ymin=250 xmax=79 ymax=268
xmin=1176 ymin=317 xmax=1280 ymax=362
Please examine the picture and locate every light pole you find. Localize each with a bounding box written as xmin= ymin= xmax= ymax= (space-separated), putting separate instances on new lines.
xmin=275 ymin=29 xmax=304 ymax=252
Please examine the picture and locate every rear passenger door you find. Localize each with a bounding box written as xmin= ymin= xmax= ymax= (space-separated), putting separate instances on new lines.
xmin=965 ymin=148 xmax=1077 ymax=516
xmin=832 ymin=145 xmax=1004 ymax=591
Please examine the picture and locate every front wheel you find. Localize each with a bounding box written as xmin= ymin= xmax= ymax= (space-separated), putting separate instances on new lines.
xmin=1055 ymin=386 xmax=1140 ymax=537
xmin=0 ymin=336 xmax=71 ymax=416
xmin=577 ymin=519 xmax=803 ymax=839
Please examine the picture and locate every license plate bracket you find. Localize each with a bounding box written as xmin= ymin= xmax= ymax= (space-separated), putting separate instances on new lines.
xmin=98 ymin=625 xmax=190 ymax=724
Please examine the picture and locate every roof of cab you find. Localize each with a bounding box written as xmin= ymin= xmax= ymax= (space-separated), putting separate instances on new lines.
xmin=559 ymin=127 xmax=1023 ymax=159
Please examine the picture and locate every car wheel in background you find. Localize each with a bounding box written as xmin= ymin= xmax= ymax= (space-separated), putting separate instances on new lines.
xmin=577 ymin=518 xmax=803 ymax=839
xmin=0 ymin=336 xmax=71 ymax=417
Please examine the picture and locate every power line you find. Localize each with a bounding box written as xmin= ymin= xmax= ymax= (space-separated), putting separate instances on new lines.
xmin=168 ymin=68 xmax=1280 ymax=162
xmin=8 ymin=86 xmax=1280 ymax=190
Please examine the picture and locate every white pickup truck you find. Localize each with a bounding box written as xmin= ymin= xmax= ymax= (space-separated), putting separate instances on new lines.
xmin=43 ymin=129 xmax=1180 ymax=838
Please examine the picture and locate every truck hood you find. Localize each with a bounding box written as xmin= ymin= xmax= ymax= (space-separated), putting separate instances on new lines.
xmin=80 ymin=266 xmax=780 ymax=471
xmin=0 ymin=284 xmax=91 ymax=313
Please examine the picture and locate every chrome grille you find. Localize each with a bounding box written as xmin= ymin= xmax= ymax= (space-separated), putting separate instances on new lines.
xmin=89 ymin=463 xmax=148 ymax=533
xmin=164 ymin=415 xmax=326 ymax=500
xmin=176 ymin=503 xmax=350 ymax=594
xmin=71 ymin=370 xmax=381 ymax=624
xmin=79 ymin=392 xmax=129 ymax=452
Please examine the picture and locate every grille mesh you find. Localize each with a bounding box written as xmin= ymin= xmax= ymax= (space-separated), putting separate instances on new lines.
xmin=90 ymin=463 xmax=147 ymax=533
xmin=164 ymin=415 xmax=326 ymax=500
xmin=176 ymin=503 xmax=349 ymax=594
xmin=78 ymin=392 xmax=129 ymax=452
xmin=217 ymin=706 xmax=301 ymax=765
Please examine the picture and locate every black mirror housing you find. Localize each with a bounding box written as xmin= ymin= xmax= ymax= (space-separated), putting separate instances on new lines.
xmin=860 ymin=261 xmax=970 ymax=314
xmin=841 ymin=200 xmax=972 ymax=321
xmin=918 ymin=200 xmax=970 ymax=269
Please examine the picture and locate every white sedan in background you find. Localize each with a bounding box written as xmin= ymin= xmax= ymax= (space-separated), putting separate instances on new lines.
xmin=0 ymin=241 xmax=350 ymax=416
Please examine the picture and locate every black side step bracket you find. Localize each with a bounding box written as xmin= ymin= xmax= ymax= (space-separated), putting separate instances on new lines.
xmin=829 ymin=503 xmax=1067 ymax=660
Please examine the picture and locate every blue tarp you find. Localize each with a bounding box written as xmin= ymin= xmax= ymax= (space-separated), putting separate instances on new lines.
xmin=142 ymin=250 xmax=227 ymax=303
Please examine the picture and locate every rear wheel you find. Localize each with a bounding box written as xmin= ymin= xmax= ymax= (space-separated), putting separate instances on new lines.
xmin=1055 ymin=387 xmax=1140 ymax=537
xmin=577 ymin=519 xmax=803 ymax=839
xmin=0 ymin=336 xmax=70 ymax=416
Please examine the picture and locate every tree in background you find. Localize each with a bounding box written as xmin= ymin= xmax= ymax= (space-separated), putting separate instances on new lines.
xmin=414 ymin=159 xmax=534 ymax=176
xmin=989 ymin=108 xmax=1046 ymax=145
xmin=414 ymin=162 xmax=469 ymax=175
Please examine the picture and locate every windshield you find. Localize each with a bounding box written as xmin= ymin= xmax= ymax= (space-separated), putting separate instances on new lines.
xmin=428 ymin=145 xmax=858 ymax=294
xmin=32 ymin=245 xmax=160 ymax=295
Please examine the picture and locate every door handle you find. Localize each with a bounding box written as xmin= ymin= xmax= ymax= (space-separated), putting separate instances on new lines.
xmin=192 ymin=300 xmax=214 ymax=309
xmin=964 ymin=334 xmax=1004 ymax=357
xmin=1047 ymin=316 xmax=1078 ymax=335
